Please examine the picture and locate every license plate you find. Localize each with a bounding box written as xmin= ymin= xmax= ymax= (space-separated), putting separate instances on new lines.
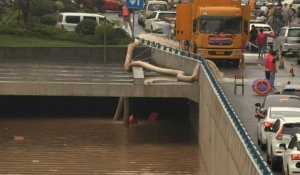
xmin=216 ymin=51 xmax=224 ymax=55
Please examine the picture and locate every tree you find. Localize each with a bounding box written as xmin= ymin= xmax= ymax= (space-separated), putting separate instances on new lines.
xmin=20 ymin=0 xmax=30 ymax=26
xmin=0 ymin=0 xmax=10 ymax=21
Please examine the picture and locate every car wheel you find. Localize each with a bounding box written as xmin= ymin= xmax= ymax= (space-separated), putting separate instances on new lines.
xmin=232 ymin=60 xmax=240 ymax=68
xmin=280 ymin=46 xmax=286 ymax=56
xmin=261 ymin=143 xmax=266 ymax=151
xmin=138 ymin=20 xmax=141 ymax=25
xmin=257 ymin=137 xmax=261 ymax=145
xmin=270 ymin=149 xmax=282 ymax=171
xmin=266 ymin=143 xmax=271 ymax=164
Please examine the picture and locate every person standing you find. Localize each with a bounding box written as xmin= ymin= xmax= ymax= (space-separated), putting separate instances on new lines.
xmin=267 ymin=50 xmax=277 ymax=90
xmin=122 ymin=2 xmax=133 ymax=33
xmin=249 ymin=25 xmax=258 ymax=52
xmin=264 ymin=51 xmax=271 ymax=80
xmin=260 ymin=3 xmax=269 ymax=17
xmin=256 ymin=28 xmax=267 ymax=60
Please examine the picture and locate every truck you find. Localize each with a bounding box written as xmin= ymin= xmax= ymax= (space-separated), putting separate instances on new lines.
xmin=176 ymin=0 xmax=251 ymax=67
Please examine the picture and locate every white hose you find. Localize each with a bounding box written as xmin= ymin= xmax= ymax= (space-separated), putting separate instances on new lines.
xmin=124 ymin=39 xmax=140 ymax=71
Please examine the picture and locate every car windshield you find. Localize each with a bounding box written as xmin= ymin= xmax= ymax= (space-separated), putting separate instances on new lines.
xmin=271 ymin=111 xmax=300 ymax=119
xmin=288 ymin=29 xmax=300 ymax=37
xmin=158 ymin=13 xmax=176 ymax=19
xmin=283 ymin=124 xmax=300 ymax=135
xmin=264 ymin=97 xmax=300 ymax=108
xmin=255 ymin=26 xmax=272 ymax=32
xmin=148 ymin=4 xmax=168 ymax=11
xmin=282 ymin=89 xmax=300 ymax=96
xmin=293 ymin=0 xmax=300 ymax=4
xmin=200 ymin=16 xmax=242 ymax=34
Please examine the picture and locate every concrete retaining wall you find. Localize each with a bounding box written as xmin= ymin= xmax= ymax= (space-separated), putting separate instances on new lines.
xmin=151 ymin=47 xmax=265 ymax=174
xmin=199 ymin=65 xmax=262 ymax=175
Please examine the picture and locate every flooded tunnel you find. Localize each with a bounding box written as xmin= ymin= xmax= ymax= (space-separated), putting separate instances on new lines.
xmin=0 ymin=96 xmax=206 ymax=174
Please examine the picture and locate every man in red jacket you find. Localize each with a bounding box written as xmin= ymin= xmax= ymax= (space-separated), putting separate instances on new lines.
xmin=122 ymin=2 xmax=133 ymax=33
xmin=256 ymin=29 xmax=267 ymax=60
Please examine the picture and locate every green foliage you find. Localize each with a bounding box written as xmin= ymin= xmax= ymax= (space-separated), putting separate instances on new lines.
xmin=75 ymin=19 xmax=97 ymax=35
xmin=95 ymin=23 xmax=114 ymax=40
xmin=40 ymin=14 xmax=57 ymax=25
xmin=31 ymin=0 xmax=55 ymax=17
xmin=95 ymin=24 xmax=131 ymax=44
xmin=0 ymin=23 xmax=25 ymax=36
xmin=61 ymin=0 xmax=78 ymax=12
xmin=55 ymin=1 xmax=65 ymax=11
xmin=0 ymin=22 xmax=130 ymax=45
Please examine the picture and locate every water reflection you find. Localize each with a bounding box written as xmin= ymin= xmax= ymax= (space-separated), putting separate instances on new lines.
xmin=0 ymin=118 xmax=206 ymax=174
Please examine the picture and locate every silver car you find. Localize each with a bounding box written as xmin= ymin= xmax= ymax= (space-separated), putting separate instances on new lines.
xmin=281 ymin=132 xmax=300 ymax=175
xmin=273 ymin=26 xmax=300 ymax=56
xmin=266 ymin=117 xmax=300 ymax=171
xmin=144 ymin=11 xmax=176 ymax=33
xmin=257 ymin=107 xmax=300 ymax=151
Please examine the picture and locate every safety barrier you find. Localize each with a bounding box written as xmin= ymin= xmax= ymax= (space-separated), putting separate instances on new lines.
xmin=136 ymin=37 xmax=272 ymax=175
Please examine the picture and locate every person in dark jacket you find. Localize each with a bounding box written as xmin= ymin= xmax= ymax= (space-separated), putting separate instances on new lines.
xmin=249 ymin=25 xmax=258 ymax=52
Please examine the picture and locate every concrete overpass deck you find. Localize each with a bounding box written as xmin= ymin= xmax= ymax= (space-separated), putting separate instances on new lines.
xmin=0 ymin=58 xmax=198 ymax=102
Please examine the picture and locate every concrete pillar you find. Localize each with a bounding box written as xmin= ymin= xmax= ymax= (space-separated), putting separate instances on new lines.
xmin=123 ymin=97 xmax=130 ymax=127
xmin=113 ymin=97 xmax=124 ymax=121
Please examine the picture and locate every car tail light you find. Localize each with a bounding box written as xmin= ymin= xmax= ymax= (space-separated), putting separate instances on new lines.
xmin=276 ymin=127 xmax=284 ymax=140
xmin=285 ymin=37 xmax=288 ymax=44
xmin=264 ymin=122 xmax=273 ymax=128
xmin=291 ymin=154 xmax=300 ymax=160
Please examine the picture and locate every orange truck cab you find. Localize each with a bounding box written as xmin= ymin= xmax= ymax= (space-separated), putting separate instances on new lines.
xmin=176 ymin=0 xmax=250 ymax=67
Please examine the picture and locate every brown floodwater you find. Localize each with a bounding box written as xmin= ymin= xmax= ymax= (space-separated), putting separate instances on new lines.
xmin=0 ymin=97 xmax=208 ymax=175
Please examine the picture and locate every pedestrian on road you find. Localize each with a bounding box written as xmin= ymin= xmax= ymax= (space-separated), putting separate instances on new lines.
xmin=264 ymin=51 xmax=273 ymax=80
xmin=122 ymin=2 xmax=133 ymax=33
xmin=256 ymin=28 xmax=267 ymax=60
xmin=250 ymin=25 xmax=258 ymax=52
xmin=266 ymin=50 xmax=277 ymax=90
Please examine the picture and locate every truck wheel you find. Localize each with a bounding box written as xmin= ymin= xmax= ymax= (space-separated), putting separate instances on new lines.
xmin=232 ymin=60 xmax=240 ymax=67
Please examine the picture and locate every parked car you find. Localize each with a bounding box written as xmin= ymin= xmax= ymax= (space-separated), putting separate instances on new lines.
xmin=144 ymin=11 xmax=176 ymax=33
xmin=56 ymin=12 xmax=113 ymax=32
xmin=138 ymin=0 xmax=169 ymax=26
xmin=250 ymin=22 xmax=274 ymax=50
xmin=280 ymin=132 xmax=300 ymax=175
xmin=273 ymin=26 xmax=300 ymax=56
xmin=266 ymin=117 xmax=300 ymax=171
xmin=292 ymin=0 xmax=300 ymax=13
xmin=257 ymin=107 xmax=300 ymax=150
xmin=282 ymin=84 xmax=300 ymax=97
xmin=255 ymin=95 xmax=300 ymax=119
xmin=255 ymin=0 xmax=269 ymax=9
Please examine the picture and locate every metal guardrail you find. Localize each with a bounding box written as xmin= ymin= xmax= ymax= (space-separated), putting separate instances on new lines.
xmin=136 ymin=37 xmax=272 ymax=175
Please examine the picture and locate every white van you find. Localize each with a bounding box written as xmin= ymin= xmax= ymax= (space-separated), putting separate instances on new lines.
xmin=138 ymin=1 xmax=169 ymax=26
xmin=56 ymin=12 xmax=113 ymax=32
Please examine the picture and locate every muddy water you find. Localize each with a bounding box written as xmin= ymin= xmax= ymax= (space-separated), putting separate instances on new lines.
xmin=0 ymin=97 xmax=208 ymax=175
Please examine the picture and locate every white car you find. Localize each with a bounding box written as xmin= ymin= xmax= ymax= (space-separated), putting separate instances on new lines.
xmin=281 ymin=132 xmax=300 ymax=175
xmin=257 ymin=107 xmax=300 ymax=151
xmin=144 ymin=11 xmax=176 ymax=33
xmin=266 ymin=117 xmax=300 ymax=171
xmin=250 ymin=23 xmax=275 ymax=50
xmin=274 ymin=26 xmax=300 ymax=56
xmin=56 ymin=12 xmax=113 ymax=32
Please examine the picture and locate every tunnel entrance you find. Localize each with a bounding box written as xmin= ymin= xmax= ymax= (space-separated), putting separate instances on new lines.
xmin=0 ymin=96 xmax=194 ymax=121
